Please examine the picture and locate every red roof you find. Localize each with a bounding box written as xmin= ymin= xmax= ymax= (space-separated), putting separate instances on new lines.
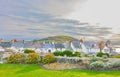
xmin=11 ymin=39 xmax=19 ymax=43
xmin=80 ymin=39 xmax=83 ymax=43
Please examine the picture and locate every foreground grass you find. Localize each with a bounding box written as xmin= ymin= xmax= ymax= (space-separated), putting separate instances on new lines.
xmin=0 ymin=64 xmax=120 ymax=77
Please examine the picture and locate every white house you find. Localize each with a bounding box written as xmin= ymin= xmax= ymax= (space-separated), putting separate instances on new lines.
xmin=0 ymin=46 xmax=5 ymax=51
xmin=102 ymin=46 xmax=111 ymax=53
xmin=113 ymin=45 xmax=120 ymax=54
xmin=86 ymin=43 xmax=99 ymax=54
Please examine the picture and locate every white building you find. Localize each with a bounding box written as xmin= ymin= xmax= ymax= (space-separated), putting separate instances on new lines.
xmin=0 ymin=46 xmax=5 ymax=51
xmin=113 ymin=45 xmax=120 ymax=54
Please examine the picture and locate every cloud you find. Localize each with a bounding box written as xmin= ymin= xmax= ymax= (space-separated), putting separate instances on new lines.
xmin=0 ymin=0 xmax=119 ymax=45
xmin=22 ymin=0 xmax=86 ymax=17
xmin=66 ymin=0 xmax=120 ymax=34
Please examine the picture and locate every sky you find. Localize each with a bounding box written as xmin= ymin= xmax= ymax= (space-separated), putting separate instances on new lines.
xmin=0 ymin=0 xmax=120 ymax=43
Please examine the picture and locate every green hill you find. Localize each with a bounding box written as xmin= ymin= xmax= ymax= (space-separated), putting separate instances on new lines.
xmin=33 ymin=35 xmax=78 ymax=43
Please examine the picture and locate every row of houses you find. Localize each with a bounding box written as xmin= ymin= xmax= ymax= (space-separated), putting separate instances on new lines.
xmin=0 ymin=39 xmax=120 ymax=55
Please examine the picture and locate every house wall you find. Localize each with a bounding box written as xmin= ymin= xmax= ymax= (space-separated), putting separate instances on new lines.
xmin=115 ymin=48 xmax=120 ymax=54
xmin=87 ymin=48 xmax=99 ymax=54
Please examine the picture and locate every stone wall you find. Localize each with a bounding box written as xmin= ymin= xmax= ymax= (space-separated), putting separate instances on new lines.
xmin=41 ymin=55 xmax=88 ymax=64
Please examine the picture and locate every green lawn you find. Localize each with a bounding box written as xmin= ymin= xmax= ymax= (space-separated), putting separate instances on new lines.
xmin=0 ymin=64 xmax=120 ymax=77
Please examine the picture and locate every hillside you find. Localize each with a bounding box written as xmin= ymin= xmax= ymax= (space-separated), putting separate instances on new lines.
xmin=33 ymin=35 xmax=78 ymax=43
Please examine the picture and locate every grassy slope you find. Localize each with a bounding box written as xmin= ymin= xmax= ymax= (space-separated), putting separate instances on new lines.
xmin=33 ymin=35 xmax=78 ymax=43
xmin=0 ymin=64 xmax=120 ymax=77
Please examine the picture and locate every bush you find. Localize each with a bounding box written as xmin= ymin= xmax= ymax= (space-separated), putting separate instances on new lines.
xmin=71 ymin=52 xmax=81 ymax=57
xmin=114 ymin=54 xmax=120 ymax=58
xmin=89 ymin=61 xmax=104 ymax=71
xmin=24 ymin=49 xmax=35 ymax=54
xmin=54 ymin=51 xmax=80 ymax=57
xmin=90 ymin=57 xmax=109 ymax=63
xmin=89 ymin=59 xmax=120 ymax=71
xmin=43 ymin=54 xmax=55 ymax=64
xmin=53 ymin=51 xmax=63 ymax=56
xmin=97 ymin=52 xmax=109 ymax=57
xmin=26 ymin=53 xmax=40 ymax=64
xmin=7 ymin=53 xmax=25 ymax=64
xmin=62 ymin=50 xmax=72 ymax=57
xmin=104 ymin=62 xmax=112 ymax=70
xmin=111 ymin=60 xmax=120 ymax=68
xmin=97 ymin=52 xmax=104 ymax=57
xmin=104 ymin=53 xmax=110 ymax=57
xmin=104 ymin=60 xmax=120 ymax=70
xmin=90 ymin=58 xmax=102 ymax=63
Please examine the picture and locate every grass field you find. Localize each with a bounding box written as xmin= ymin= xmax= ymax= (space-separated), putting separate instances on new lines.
xmin=0 ymin=64 xmax=120 ymax=77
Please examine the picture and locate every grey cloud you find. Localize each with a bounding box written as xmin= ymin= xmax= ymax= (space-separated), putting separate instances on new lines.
xmin=23 ymin=0 xmax=86 ymax=16
xmin=0 ymin=0 xmax=86 ymax=16
xmin=0 ymin=0 xmax=119 ymax=44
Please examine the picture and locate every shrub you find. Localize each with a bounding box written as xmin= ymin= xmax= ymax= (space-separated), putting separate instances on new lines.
xmin=104 ymin=53 xmax=110 ymax=57
xmin=104 ymin=60 xmax=120 ymax=70
xmin=26 ymin=53 xmax=40 ymax=64
xmin=97 ymin=52 xmax=104 ymax=57
xmin=90 ymin=58 xmax=102 ymax=63
xmin=104 ymin=62 xmax=112 ymax=70
xmin=89 ymin=61 xmax=104 ymax=71
xmin=89 ymin=59 xmax=120 ymax=71
xmin=97 ymin=52 xmax=109 ymax=57
xmin=7 ymin=53 xmax=25 ymax=64
xmin=102 ymin=58 xmax=109 ymax=62
xmin=71 ymin=52 xmax=81 ymax=57
xmin=43 ymin=54 xmax=55 ymax=64
xmin=90 ymin=57 xmax=109 ymax=63
xmin=111 ymin=60 xmax=120 ymax=68
xmin=62 ymin=50 xmax=72 ymax=57
xmin=84 ymin=54 xmax=89 ymax=57
xmin=114 ymin=54 xmax=120 ymax=58
xmin=53 ymin=51 xmax=63 ymax=56
xmin=24 ymin=49 xmax=35 ymax=54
